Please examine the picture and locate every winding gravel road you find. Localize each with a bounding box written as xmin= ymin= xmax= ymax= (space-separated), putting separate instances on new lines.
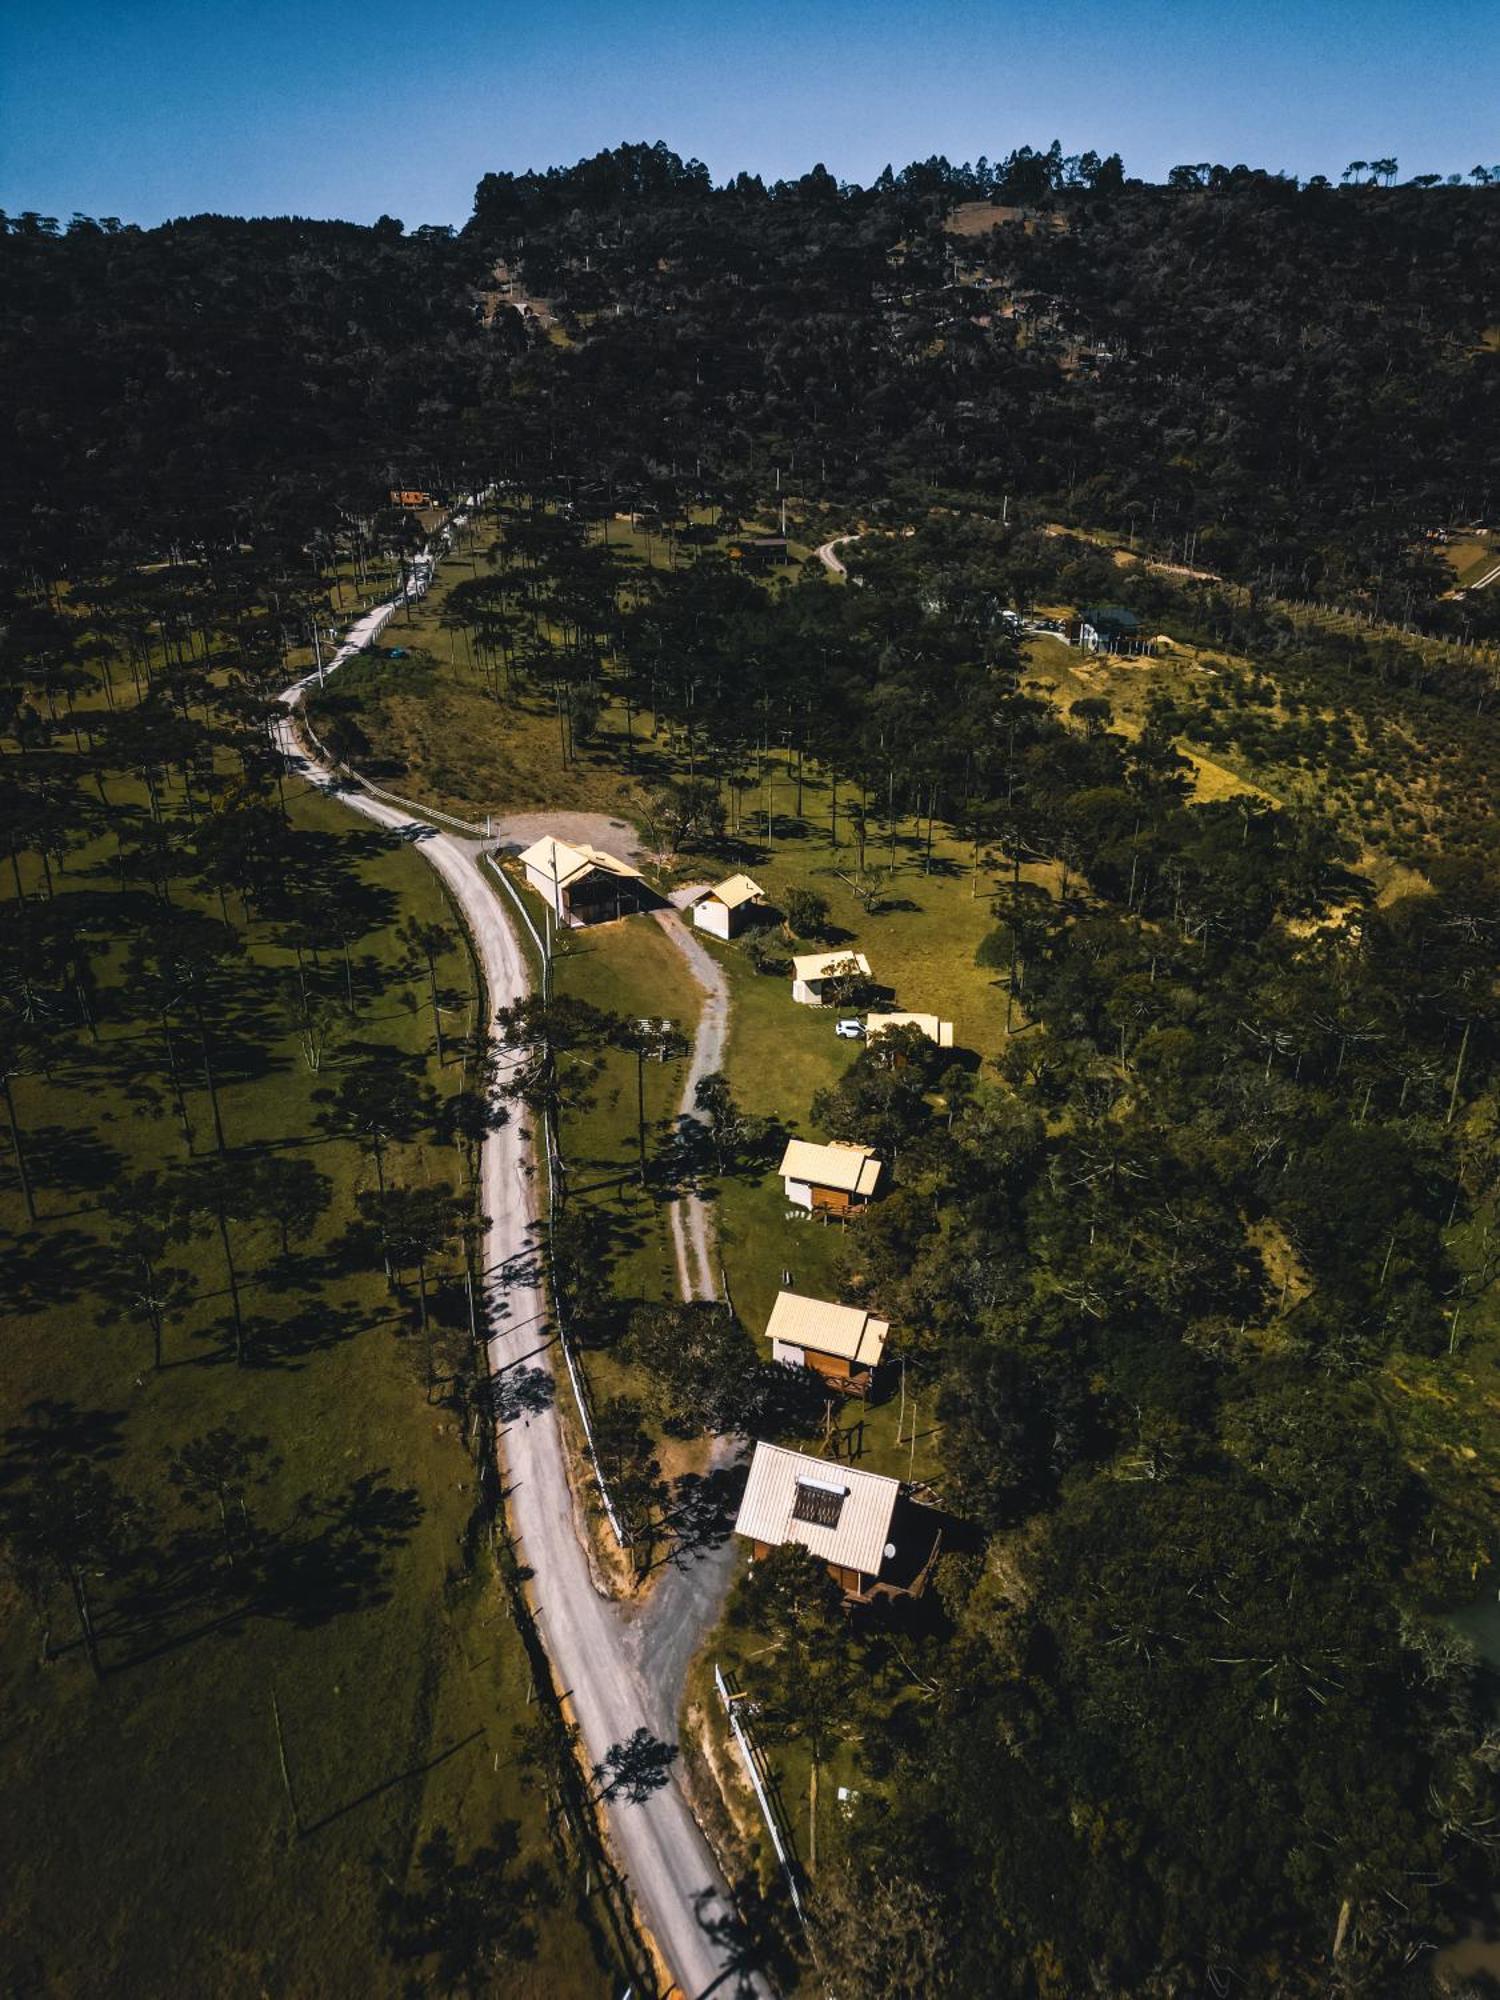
xmin=813 ymin=532 xmax=857 ymax=576
xmin=276 ymin=586 xmax=761 ymax=1999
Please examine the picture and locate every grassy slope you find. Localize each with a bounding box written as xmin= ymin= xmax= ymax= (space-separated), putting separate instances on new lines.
xmin=0 ymin=779 xmax=607 ymax=1998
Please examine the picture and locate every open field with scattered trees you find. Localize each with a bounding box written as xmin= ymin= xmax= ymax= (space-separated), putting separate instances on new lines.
xmin=3 ymin=144 xmax=1499 ymax=1994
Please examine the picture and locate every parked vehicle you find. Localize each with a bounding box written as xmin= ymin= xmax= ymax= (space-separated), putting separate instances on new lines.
xmin=834 ymin=1018 xmax=865 ymax=1040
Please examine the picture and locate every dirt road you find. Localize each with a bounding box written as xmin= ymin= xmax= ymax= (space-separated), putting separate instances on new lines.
xmin=652 ymin=908 xmax=731 ymax=1303
xmin=814 ymin=532 xmax=857 ymax=576
xmin=277 ymin=608 xmax=761 ymax=1998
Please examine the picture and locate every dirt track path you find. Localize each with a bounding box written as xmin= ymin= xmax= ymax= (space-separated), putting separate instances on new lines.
xmin=652 ymin=909 xmax=731 ymax=1302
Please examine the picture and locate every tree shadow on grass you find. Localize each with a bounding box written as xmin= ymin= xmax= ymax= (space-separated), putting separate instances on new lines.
xmin=17 ymin=1123 xmax=126 ymax=1198
xmin=108 ymin=1470 xmax=426 ymax=1668
xmin=301 ymin=1727 xmax=486 ymax=1837
xmin=259 ymin=1472 xmax=423 ymax=1629
xmin=247 ymin=1297 xmax=387 ymax=1367
xmin=0 ymin=1397 xmax=129 ymax=1498
xmin=0 ymin=1225 xmax=112 ymax=1314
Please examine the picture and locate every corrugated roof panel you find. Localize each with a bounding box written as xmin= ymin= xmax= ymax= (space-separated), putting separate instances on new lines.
xmin=517 ymin=834 xmax=642 ymax=885
xmin=778 ymin=1139 xmax=883 ymax=1193
xmin=734 ymin=1442 xmax=900 ymax=1575
xmin=790 ymin=950 xmax=873 ymax=982
xmin=710 ymin=873 xmax=766 ymax=909
xmin=766 ymin=1291 xmax=889 ymax=1365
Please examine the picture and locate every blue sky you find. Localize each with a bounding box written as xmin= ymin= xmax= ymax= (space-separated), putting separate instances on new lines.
xmin=2 ymin=0 xmax=1496 ymax=226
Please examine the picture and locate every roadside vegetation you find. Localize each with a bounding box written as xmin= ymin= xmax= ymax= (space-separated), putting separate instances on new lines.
xmin=0 ymin=584 xmax=617 ymax=1994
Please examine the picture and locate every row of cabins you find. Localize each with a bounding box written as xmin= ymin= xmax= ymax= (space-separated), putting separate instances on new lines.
xmin=508 ymin=835 xmax=944 ymax=1602
xmin=742 ymin=952 xmax=959 ymax=1600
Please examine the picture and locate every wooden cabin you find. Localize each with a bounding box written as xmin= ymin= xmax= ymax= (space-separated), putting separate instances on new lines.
xmin=791 ymin=949 xmax=873 ymax=1006
xmin=688 ymin=873 xmax=767 ymax=940
xmin=865 ymin=1011 xmax=954 ymax=1051
xmin=726 ymin=536 xmax=789 ymax=570
xmin=518 ymin=834 xmax=646 ymax=927
xmin=766 ymin=1291 xmax=889 ymax=1396
xmin=733 ymin=1442 xmax=941 ymax=1601
xmin=778 ymin=1139 xmax=883 ymax=1215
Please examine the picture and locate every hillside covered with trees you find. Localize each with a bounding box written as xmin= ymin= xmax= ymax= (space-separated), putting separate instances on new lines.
xmin=2 ymin=143 xmax=1498 ymax=1997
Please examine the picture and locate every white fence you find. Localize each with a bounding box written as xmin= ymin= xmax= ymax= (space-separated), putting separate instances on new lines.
xmin=714 ymin=1662 xmax=807 ymax=1923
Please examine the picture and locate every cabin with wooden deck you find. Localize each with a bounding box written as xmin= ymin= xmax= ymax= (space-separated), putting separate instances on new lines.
xmin=778 ymin=1138 xmax=883 ymax=1215
xmin=766 ymin=1291 xmax=889 ymax=1396
xmin=733 ymin=1442 xmax=942 ymax=1601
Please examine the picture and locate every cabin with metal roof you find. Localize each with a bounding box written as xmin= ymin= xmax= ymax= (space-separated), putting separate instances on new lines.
xmin=778 ymin=1138 xmax=883 ymax=1215
xmin=518 ymin=834 xmax=646 ymax=927
xmin=687 ymin=872 xmax=767 ymax=940
xmin=790 ymin=949 xmax=873 ymax=1006
xmin=766 ymin=1290 xmax=889 ymax=1395
xmin=733 ymin=1442 xmax=942 ymax=1600
xmin=865 ymin=1011 xmax=955 ymax=1049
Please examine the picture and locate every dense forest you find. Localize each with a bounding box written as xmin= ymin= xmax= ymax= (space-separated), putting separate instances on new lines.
xmin=2 ymin=142 xmax=1499 ymax=1996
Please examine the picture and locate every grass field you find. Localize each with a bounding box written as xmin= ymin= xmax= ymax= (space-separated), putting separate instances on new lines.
xmin=1442 ymin=536 xmax=1500 ymax=590
xmin=0 ymin=773 xmax=611 ymax=1996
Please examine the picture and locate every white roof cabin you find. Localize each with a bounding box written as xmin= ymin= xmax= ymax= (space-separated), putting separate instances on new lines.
xmin=791 ymin=949 xmax=872 ymax=983
xmin=866 ymin=1011 xmax=955 ymax=1048
xmin=702 ymin=872 xmax=765 ymax=910
xmin=778 ymin=1138 xmax=883 ymax=1211
xmin=791 ymin=949 xmax=872 ymax=1004
xmin=766 ymin=1291 xmax=889 ymax=1370
xmin=689 ymin=873 xmax=766 ymax=938
xmin=734 ymin=1442 xmax=900 ymax=1578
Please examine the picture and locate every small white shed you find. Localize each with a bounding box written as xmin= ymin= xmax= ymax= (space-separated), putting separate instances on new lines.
xmin=689 ymin=873 xmax=766 ymax=940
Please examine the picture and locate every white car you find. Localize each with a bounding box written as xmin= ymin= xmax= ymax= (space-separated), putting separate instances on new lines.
xmin=834 ymin=1018 xmax=865 ymax=1040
